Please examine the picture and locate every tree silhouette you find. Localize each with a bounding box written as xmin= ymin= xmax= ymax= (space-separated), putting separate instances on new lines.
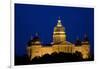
xmin=15 ymin=52 xmax=93 ymax=65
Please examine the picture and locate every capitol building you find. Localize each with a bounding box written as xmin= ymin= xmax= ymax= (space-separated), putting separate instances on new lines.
xmin=27 ymin=18 xmax=90 ymax=60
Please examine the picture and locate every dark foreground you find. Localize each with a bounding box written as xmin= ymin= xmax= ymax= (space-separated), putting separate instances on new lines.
xmin=15 ymin=52 xmax=94 ymax=65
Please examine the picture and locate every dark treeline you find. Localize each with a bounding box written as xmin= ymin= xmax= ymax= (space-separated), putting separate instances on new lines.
xmin=15 ymin=51 xmax=94 ymax=65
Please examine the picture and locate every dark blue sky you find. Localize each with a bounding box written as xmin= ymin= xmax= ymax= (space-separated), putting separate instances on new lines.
xmin=15 ymin=4 xmax=94 ymax=56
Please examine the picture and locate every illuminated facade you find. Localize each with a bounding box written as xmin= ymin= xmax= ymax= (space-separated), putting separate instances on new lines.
xmin=27 ymin=18 xmax=90 ymax=60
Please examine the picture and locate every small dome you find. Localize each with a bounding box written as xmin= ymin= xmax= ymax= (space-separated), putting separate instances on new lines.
xmin=75 ymin=38 xmax=82 ymax=46
xmin=27 ymin=33 xmax=41 ymax=46
xmin=83 ymin=34 xmax=89 ymax=42
xmin=82 ymin=34 xmax=89 ymax=45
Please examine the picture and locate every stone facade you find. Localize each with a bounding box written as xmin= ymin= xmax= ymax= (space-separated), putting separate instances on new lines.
xmin=27 ymin=18 xmax=90 ymax=60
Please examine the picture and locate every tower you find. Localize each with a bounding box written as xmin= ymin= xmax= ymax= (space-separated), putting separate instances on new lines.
xmin=75 ymin=37 xmax=82 ymax=46
xmin=81 ymin=34 xmax=90 ymax=59
xmin=53 ymin=17 xmax=66 ymax=44
xmin=27 ymin=33 xmax=42 ymax=60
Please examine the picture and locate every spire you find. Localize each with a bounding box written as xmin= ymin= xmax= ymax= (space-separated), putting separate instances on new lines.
xmin=57 ymin=17 xmax=62 ymax=27
xmin=30 ymin=35 xmax=33 ymax=40
xmin=83 ymin=34 xmax=89 ymax=42
xmin=34 ymin=32 xmax=40 ymax=41
xmin=35 ymin=32 xmax=38 ymax=37
xmin=58 ymin=17 xmax=61 ymax=23
xmin=30 ymin=32 xmax=38 ymax=40
xmin=76 ymin=37 xmax=79 ymax=41
xmin=82 ymin=34 xmax=89 ymax=45
xmin=75 ymin=37 xmax=82 ymax=46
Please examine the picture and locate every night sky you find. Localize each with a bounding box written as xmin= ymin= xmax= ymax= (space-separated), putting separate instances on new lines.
xmin=15 ymin=4 xmax=94 ymax=56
